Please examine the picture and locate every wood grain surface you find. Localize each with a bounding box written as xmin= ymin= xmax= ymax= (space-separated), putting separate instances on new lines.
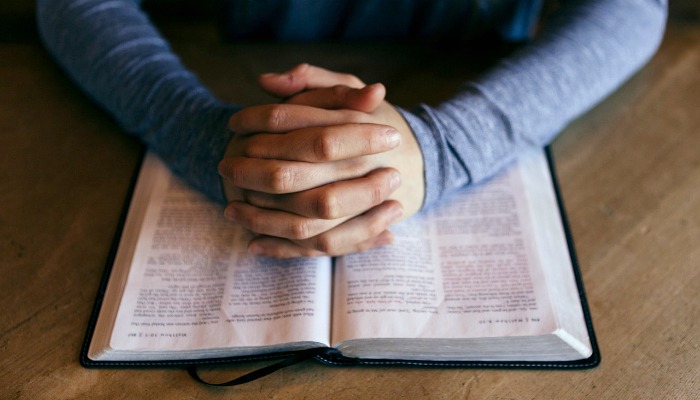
xmin=1 ymin=9 xmax=698 ymax=400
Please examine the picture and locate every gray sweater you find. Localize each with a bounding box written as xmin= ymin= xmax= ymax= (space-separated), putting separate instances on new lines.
xmin=36 ymin=0 xmax=667 ymax=209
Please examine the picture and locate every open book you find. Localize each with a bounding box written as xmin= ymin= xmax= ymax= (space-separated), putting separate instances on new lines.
xmin=82 ymin=148 xmax=599 ymax=370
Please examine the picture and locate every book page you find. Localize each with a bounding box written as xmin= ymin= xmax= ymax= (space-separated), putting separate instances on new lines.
xmin=331 ymin=149 xmax=590 ymax=360
xmin=89 ymin=154 xmax=331 ymax=361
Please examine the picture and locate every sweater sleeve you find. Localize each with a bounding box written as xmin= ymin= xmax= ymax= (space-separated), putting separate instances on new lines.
xmin=403 ymin=0 xmax=668 ymax=209
xmin=36 ymin=0 xmax=239 ymax=203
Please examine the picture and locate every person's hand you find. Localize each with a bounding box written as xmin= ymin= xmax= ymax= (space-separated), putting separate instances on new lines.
xmin=219 ymin=65 xmax=425 ymax=258
xmin=219 ymin=64 xmax=424 ymax=257
xmin=271 ymin=68 xmax=425 ymax=220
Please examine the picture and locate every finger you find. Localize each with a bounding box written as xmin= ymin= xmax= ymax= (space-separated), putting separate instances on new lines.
xmin=244 ymin=168 xmax=401 ymax=219
xmin=247 ymin=230 xmax=395 ymax=259
xmin=225 ymin=200 xmax=349 ymax=240
xmin=258 ymin=63 xmax=365 ymax=98
xmin=229 ymin=104 xmax=370 ymax=135
xmin=298 ymin=200 xmax=402 ymax=256
xmin=250 ymin=201 xmax=403 ymax=257
xmin=248 ymin=236 xmax=327 ymax=258
xmin=284 ymin=84 xmax=385 ymax=113
xmin=219 ymin=156 xmax=376 ymax=194
xmin=242 ymin=124 xmax=401 ymax=162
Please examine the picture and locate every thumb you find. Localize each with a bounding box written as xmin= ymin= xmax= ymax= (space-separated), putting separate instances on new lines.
xmin=258 ymin=63 xmax=365 ymax=98
xmin=284 ymin=83 xmax=386 ymax=113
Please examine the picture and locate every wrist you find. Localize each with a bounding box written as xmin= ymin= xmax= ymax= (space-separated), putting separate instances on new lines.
xmin=395 ymin=106 xmax=439 ymax=211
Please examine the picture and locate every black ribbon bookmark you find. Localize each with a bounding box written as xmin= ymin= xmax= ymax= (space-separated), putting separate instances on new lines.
xmin=187 ymin=347 xmax=328 ymax=386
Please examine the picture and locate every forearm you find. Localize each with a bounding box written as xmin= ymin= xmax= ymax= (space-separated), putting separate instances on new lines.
xmin=36 ymin=0 xmax=237 ymax=202
xmin=407 ymin=0 xmax=668 ymax=208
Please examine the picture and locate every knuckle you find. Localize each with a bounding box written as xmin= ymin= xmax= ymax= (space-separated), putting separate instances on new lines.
xmin=345 ymin=110 xmax=366 ymax=124
xmin=367 ymin=183 xmax=386 ymax=207
xmin=229 ymin=109 xmax=256 ymax=133
xmin=367 ymin=213 xmax=390 ymax=236
xmin=243 ymin=145 xmax=261 ymax=158
xmin=343 ymin=74 xmax=364 ymax=88
xmin=345 ymin=157 xmax=372 ymax=177
xmin=290 ymin=219 xmax=314 ymax=240
xmin=313 ymin=131 xmax=341 ymax=161
xmin=314 ymin=191 xmax=340 ymax=219
xmin=227 ymin=166 xmax=241 ymax=186
xmin=265 ymin=105 xmax=288 ymax=131
xmin=220 ymin=160 xmax=242 ymax=185
xmin=293 ymin=63 xmax=310 ymax=75
xmin=238 ymin=210 xmax=262 ymax=233
xmin=313 ymin=234 xmax=339 ymax=255
xmin=242 ymin=140 xmax=264 ymax=158
xmin=269 ymin=165 xmax=296 ymax=193
xmin=243 ymin=191 xmax=270 ymax=209
xmin=331 ymin=85 xmax=349 ymax=101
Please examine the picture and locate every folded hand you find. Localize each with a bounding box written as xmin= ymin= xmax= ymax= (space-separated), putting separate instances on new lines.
xmin=219 ymin=64 xmax=424 ymax=257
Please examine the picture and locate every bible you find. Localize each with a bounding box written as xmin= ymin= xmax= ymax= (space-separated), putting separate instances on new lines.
xmin=81 ymin=148 xmax=599 ymax=373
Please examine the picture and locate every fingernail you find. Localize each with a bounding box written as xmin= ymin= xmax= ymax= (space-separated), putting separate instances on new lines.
xmin=364 ymin=82 xmax=385 ymax=92
xmin=375 ymin=231 xmax=394 ymax=246
xmin=260 ymin=72 xmax=287 ymax=81
xmin=249 ymin=242 xmax=264 ymax=255
xmin=389 ymin=171 xmax=401 ymax=191
xmin=385 ymin=129 xmax=402 ymax=148
xmin=362 ymin=83 xmax=379 ymax=91
xmin=224 ymin=206 xmax=237 ymax=222
xmin=389 ymin=204 xmax=404 ymax=223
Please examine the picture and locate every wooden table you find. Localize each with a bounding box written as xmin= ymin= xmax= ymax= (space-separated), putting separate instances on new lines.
xmin=2 ymin=11 xmax=698 ymax=400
